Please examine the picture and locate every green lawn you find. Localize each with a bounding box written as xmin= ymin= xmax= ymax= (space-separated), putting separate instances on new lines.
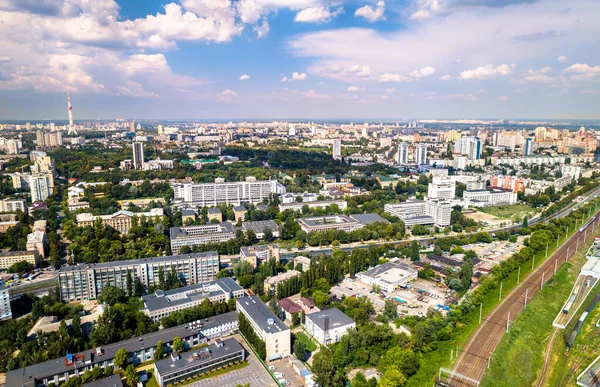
xmin=295 ymin=332 xmax=318 ymax=352
xmin=478 ymin=204 xmax=537 ymax=221
xmin=481 ymin=231 xmax=598 ymax=387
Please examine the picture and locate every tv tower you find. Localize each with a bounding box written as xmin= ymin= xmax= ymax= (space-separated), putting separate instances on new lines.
xmin=66 ymin=84 xmax=77 ymax=135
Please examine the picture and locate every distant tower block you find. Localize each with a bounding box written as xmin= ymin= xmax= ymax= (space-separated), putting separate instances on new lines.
xmin=66 ymin=84 xmax=77 ymax=135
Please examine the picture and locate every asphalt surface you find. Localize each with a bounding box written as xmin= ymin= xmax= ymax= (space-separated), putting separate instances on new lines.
xmin=446 ymin=210 xmax=600 ymax=387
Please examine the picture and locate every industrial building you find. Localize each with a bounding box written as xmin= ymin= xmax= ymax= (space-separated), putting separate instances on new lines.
xmin=356 ymin=261 xmax=418 ymax=292
xmin=169 ymin=223 xmax=237 ymax=254
xmin=236 ymin=295 xmax=291 ymax=361
xmin=141 ymin=279 xmax=245 ymax=322
xmin=304 ymin=308 xmax=356 ymax=345
xmin=58 ymin=252 xmax=220 ymax=301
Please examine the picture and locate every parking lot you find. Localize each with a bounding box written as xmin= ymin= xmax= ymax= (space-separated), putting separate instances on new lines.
xmin=269 ymin=358 xmax=306 ymax=387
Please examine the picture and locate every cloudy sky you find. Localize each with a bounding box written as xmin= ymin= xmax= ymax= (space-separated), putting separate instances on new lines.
xmin=0 ymin=0 xmax=599 ymax=120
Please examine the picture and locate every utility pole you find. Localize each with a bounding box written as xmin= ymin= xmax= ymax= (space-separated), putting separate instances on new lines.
xmin=566 ymin=246 xmax=570 ymax=262
xmin=506 ymin=312 xmax=510 ymax=333
xmin=546 ymin=242 xmax=549 ymax=258
xmin=517 ymin=266 xmax=521 ymax=284
xmin=541 ymin=272 xmax=545 ymax=289
xmin=499 ymin=281 xmax=503 ymax=301
xmin=525 ymin=288 xmax=528 ymax=308
xmin=554 ymin=259 xmax=557 ymax=275
xmin=532 ymin=256 xmax=536 ymax=270
xmin=479 ymin=303 xmax=483 ymax=324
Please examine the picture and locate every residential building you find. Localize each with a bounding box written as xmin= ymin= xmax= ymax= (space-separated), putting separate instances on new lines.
xmin=76 ymin=208 xmax=164 ymax=235
xmin=524 ymin=137 xmax=534 ymax=156
xmin=397 ymin=142 xmax=409 ymax=164
xmin=207 ymin=208 xmax=222 ymax=223
xmin=265 ymin=270 xmax=301 ymax=292
xmin=26 ymin=229 xmax=47 ymax=258
xmin=0 ymin=250 xmax=40 ymax=270
xmin=424 ymin=199 xmax=452 ymax=227
xmin=5 ymin=317 xmax=233 ymax=387
xmin=132 ymin=142 xmax=144 ymax=169
xmin=356 ymin=261 xmax=418 ymax=292
xmin=0 ymin=220 xmax=19 ymax=232
xmin=454 ymin=136 xmax=481 ymax=159
xmin=278 ymin=298 xmax=303 ymax=321
xmin=489 ymin=176 xmax=525 ymax=193
xmin=154 ymin=338 xmax=245 ymax=387
xmin=303 ymin=308 xmax=356 ymax=345
xmin=36 ymin=131 xmax=63 ymax=148
xmin=0 ymin=198 xmax=26 ymax=213
xmin=67 ymin=197 xmax=90 ymax=211
xmin=281 ymin=192 xmax=319 ymax=204
xmin=241 ymin=220 xmax=280 ymax=239
xmin=240 ymin=244 xmax=280 ymax=268
xmin=171 ymin=177 xmax=286 ymax=208
xmin=0 ymin=285 xmax=12 ymax=321
xmin=29 ymin=173 xmax=53 ymax=202
xmin=58 ymin=252 xmax=220 ymax=301
xmin=293 ymin=256 xmax=311 ymax=271
xmin=427 ymin=176 xmax=456 ymax=199
xmin=236 ymin=295 xmax=291 ymax=361
xmin=142 ymin=278 xmax=244 ymax=322
xmin=463 ymin=189 xmax=518 ymax=207
xmin=333 ymin=139 xmax=342 ymax=160
xmin=415 ymin=143 xmax=427 ymax=165
xmin=169 ymin=223 xmax=237 ymax=255
xmin=232 ymin=206 xmax=247 ymax=222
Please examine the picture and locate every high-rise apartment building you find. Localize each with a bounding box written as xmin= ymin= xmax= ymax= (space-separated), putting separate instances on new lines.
xmin=397 ymin=142 xmax=409 ymax=164
xmin=415 ymin=143 xmax=427 ymax=165
xmin=132 ymin=142 xmax=144 ymax=169
xmin=427 ymin=176 xmax=456 ymax=199
xmin=454 ymin=136 xmax=481 ymax=159
xmin=524 ymin=137 xmax=534 ymax=156
xmin=29 ymin=174 xmax=52 ymax=202
xmin=171 ymin=177 xmax=286 ymax=208
xmin=36 ymin=131 xmax=63 ymax=148
xmin=333 ymin=139 xmax=342 ymax=160
xmin=58 ymin=252 xmax=220 ymax=301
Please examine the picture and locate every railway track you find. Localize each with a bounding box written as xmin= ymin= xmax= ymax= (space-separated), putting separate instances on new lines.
xmin=445 ymin=210 xmax=600 ymax=387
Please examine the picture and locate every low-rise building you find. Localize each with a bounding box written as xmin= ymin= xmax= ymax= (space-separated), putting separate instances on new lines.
xmin=303 ymin=308 xmax=356 ymax=345
xmin=265 ymin=270 xmax=301 ymax=292
xmin=278 ymin=298 xmax=303 ymax=321
xmin=117 ymin=197 xmax=166 ymax=210
xmin=0 ymin=220 xmax=19 ymax=232
xmin=293 ymin=256 xmax=311 ymax=272
xmin=356 ymin=261 xmax=418 ymax=292
xmin=279 ymin=200 xmax=348 ymax=212
xmin=233 ymin=206 xmax=248 ymax=222
xmin=0 ymin=250 xmax=40 ymax=270
xmin=241 ymin=220 xmax=280 ymax=239
xmin=463 ymin=189 xmax=518 ymax=207
xmin=207 ymin=208 xmax=222 ymax=223
xmin=169 ymin=223 xmax=237 ymax=254
xmin=26 ymin=229 xmax=47 ymax=258
xmin=240 ymin=244 xmax=280 ymax=268
xmin=76 ymin=208 xmax=164 ymax=235
xmin=141 ymin=279 xmax=245 ymax=323
xmin=67 ymin=197 xmax=90 ymax=212
xmin=0 ymin=198 xmax=26 ymax=213
xmin=298 ymin=213 xmax=388 ymax=233
xmin=236 ymin=295 xmax=291 ymax=361
xmin=154 ymin=338 xmax=245 ymax=387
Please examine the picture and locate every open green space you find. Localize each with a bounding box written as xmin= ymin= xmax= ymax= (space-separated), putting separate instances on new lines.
xmin=295 ymin=331 xmax=318 ymax=352
xmin=479 ymin=204 xmax=537 ymax=221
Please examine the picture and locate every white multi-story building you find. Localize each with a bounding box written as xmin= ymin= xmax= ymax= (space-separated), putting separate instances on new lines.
xmin=454 ymin=136 xmax=481 ymax=159
xmin=424 ymin=199 xmax=452 ymax=227
xmin=4 ymin=139 xmax=22 ymax=154
xmin=169 ymin=223 xmax=237 ymax=254
xmin=463 ymin=189 xmax=517 ymax=207
xmin=59 ymin=252 xmax=220 ymax=301
xmin=397 ymin=142 xmax=409 ymax=164
xmin=279 ymin=199 xmax=347 ymax=212
xmin=171 ymin=177 xmax=286 ymax=208
xmin=333 ymin=139 xmax=342 ymax=160
xmin=0 ymin=285 xmax=11 ymax=321
xmin=524 ymin=138 xmax=534 ymax=156
xmin=385 ymin=199 xmax=451 ymax=227
xmin=132 ymin=142 xmax=144 ymax=170
xmin=427 ymin=176 xmax=456 ymax=199
xmin=384 ymin=200 xmax=426 ymax=218
xmin=303 ymin=308 xmax=355 ymax=346
xmin=415 ymin=143 xmax=427 ymax=165
xmin=0 ymin=199 xmax=26 ymax=213
xmin=141 ymin=279 xmax=245 ymax=323
xmin=236 ymin=295 xmax=291 ymax=361
xmin=30 ymin=173 xmax=52 ymax=202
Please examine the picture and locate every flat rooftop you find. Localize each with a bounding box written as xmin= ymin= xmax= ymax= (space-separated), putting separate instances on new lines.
xmin=58 ymin=251 xmax=219 ymax=273
xmin=236 ymin=295 xmax=288 ymax=334
xmin=306 ymin=307 xmax=354 ymax=330
xmin=242 ymin=220 xmax=279 ymax=233
xmin=170 ymin=223 xmax=236 ymax=239
xmin=358 ymin=261 xmax=417 ymax=285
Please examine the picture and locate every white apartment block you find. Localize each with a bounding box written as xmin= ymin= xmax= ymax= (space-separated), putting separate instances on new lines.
xmin=463 ymin=189 xmax=517 ymax=207
xmin=171 ymin=177 xmax=286 ymax=208
xmin=384 ymin=200 xmax=426 ymax=218
xmin=303 ymin=308 xmax=355 ymax=346
xmin=424 ymin=199 xmax=452 ymax=227
xmin=236 ymin=295 xmax=291 ymax=361
xmin=0 ymin=199 xmax=26 ymax=213
xmin=427 ymin=176 xmax=456 ymax=199
xmin=58 ymin=252 xmax=220 ymax=301
xmin=0 ymin=285 xmax=11 ymax=321
xmin=385 ymin=199 xmax=451 ymax=227
xmin=29 ymin=174 xmax=53 ymax=202
xmin=169 ymin=223 xmax=237 ymax=254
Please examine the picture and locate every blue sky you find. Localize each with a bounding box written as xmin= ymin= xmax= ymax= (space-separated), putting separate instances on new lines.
xmin=0 ymin=0 xmax=599 ymax=120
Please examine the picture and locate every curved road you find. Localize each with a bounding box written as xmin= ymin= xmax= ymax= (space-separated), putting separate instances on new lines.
xmin=446 ymin=209 xmax=600 ymax=387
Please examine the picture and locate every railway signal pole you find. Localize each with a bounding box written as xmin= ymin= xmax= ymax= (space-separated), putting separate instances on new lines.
xmin=517 ymin=266 xmax=521 ymax=284
xmin=499 ymin=281 xmax=503 ymax=301
xmin=554 ymin=259 xmax=557 ymax=275
xmin=479 ymin=303 xmax=483 ymax=324
xmin=525 ymin=288 xmax=528 ymax=308
xmin=541 ymin=272 xmax=545 ymax=289
xmin=506 ymin=312 xmax=510 ymax=333
xmin=545 ymin=242 xmax=549 ymax=258
xmin=566 ymin=246 xmax=570 ymax=262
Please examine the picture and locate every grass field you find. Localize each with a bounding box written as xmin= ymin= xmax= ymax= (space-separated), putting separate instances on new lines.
xmin=295 ymin=331 xmax=318 ymax=352
xmin=478 ymin=204 xmax=537 ymax=221
xmin=480 ymin=232 xmax=596 ymax=387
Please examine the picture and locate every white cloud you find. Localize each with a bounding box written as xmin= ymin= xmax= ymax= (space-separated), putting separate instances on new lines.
xmin=355 ymin=1 xmax=385 ymax=23
xmin=459 ymin=64 xmax=516 ymax=80
xmin=409 ymin=10 xmax=431 ymax=20
xmin=409 ymin=66 xmax=435 ymax=78
xmin=439 ymin=74 xmax=453 ymax=80
xmin=565 ymin=63 xmax=600 ymax=80
xmin=385 ymin=87 xmax=396 ymax=92
xmin=239 ymin=74 xmax=250 ymax=80
xmin=522 ymin=66 xmax=553 ymax=83
xmin=347 ymin=85 xmax=365 ymax=92
xmin=217 ymin=89 xmax=237 ymax=101
xmin=378 ymin=73 xmax=410 ymax=82
xmin=409 ymin=0 xmax=441 ymax=21
xmin=295 ymin=6 xmax=343 ymax=23
xmin=0 ymin=56 xmax=12 ymax=62
xmin=281 ymin=72 xmax=307 ymax=82
xmin=498 ymin=95 xmax=510 ymax=101
xmin=557 ymin=55 xmax=567 ymax=63
xmin=381 ymin=95 xmax=389 ymax=99
xmin=350 ymin=65 xmax=372 ymax=77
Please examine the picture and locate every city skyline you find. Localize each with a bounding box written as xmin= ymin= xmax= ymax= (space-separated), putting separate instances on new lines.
xmin=0 ymin=0 xmax=599 ymax=120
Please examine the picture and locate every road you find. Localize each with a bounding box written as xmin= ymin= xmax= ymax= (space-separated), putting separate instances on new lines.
xmin=445 ymin=209 xmax=600 ymax=387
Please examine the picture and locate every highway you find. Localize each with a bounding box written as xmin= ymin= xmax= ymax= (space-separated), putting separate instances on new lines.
xmin=445 ymin=208 xmax=600 ymax=387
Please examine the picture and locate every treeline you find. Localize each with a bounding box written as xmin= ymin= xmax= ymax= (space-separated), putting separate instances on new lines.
xmin=239 ymin=313 xmax=267 ymax=360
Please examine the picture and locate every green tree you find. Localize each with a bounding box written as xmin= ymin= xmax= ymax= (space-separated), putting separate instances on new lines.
xmin=172 ymin=336 xmax=184 ymax=352
xmin=263 ymin=227 xmax=273 ymax=242
xmin=8 ymin=260 xmax=34 ymax=275
xmin=124 ymin=364 xmax=139 ymax=387
xmin=378 ymin=366 xmax=407 ymax=387
xmin=114 ymin=348 xmax=128 ymax=369
xmin=233 ymin=260 xmax=254 ymax=278
xmin=126 ymin=269 xmax=133 ymax=297
xmin=312 ymin=290 xmax=330 ymax=308
xmin=154 ymin=340 xmax=165 ymax=361
xmin=294 ymin=339 xmax=307 ymax=360
xmin=99 ymin=286 xmax=126 ymax=306
xmin=216 ymin=269 xmax=231 ymax=278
